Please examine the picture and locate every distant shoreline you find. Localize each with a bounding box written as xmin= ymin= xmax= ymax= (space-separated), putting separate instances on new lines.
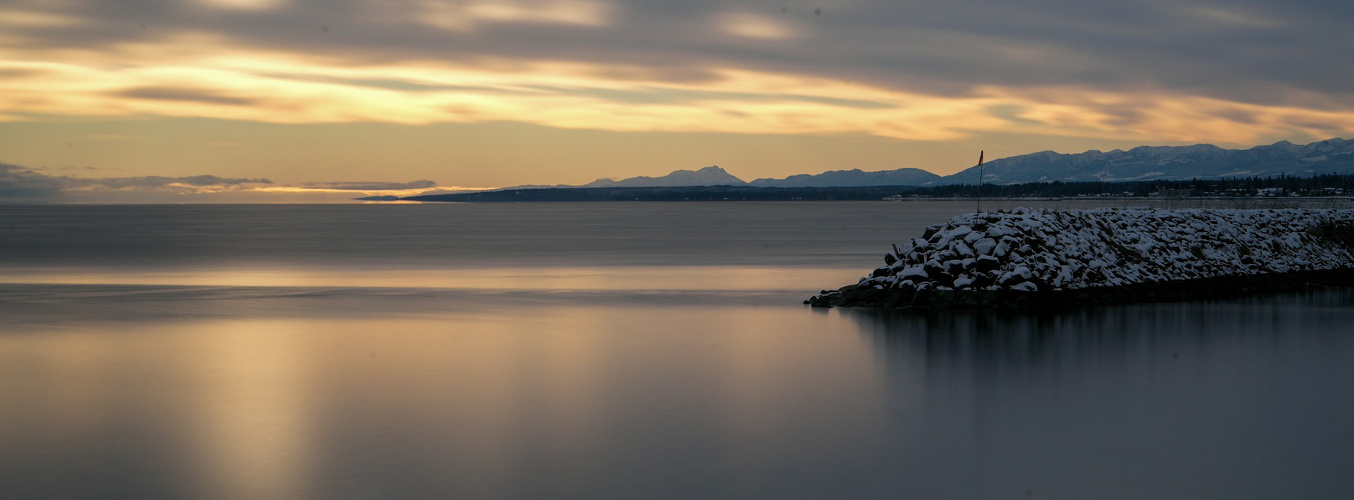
xmin=393 ymin=174 xmax=1354 ymax=203
xmin=399 ymin=185 xmax=923 ymax=202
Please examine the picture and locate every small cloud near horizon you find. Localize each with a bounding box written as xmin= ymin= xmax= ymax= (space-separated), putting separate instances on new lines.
xmin=0 ymin=162 xmax=470 ymax=203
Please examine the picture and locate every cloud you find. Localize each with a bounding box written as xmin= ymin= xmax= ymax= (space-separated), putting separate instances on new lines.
xmin=418 ymin=0 xmax=614 ymax=31
xmin=196 ymin=0 xmax=287 ymax=11
xmin=717 ymin=12 xmax=800 ymax=40
xmin=64 ymin=174 xmax=272 ymax=190
xmin=0 ymin=163 xmax=67 ymax=199
xmin=118 ymin=86 xmax=259 ymax=106
xmin=0 ymin=0 xmax=1352 ymax=145
xmin=0 ymin=164 xmax=275 ymax=200
xmin=0 ymin=162 xmax=455 ymax=202
xmin=294 ymin=180 xmax=437 ymax=191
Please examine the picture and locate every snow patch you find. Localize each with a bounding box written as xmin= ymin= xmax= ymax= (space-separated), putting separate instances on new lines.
xmin=861 ymin=208 xmax=1354 ymax=293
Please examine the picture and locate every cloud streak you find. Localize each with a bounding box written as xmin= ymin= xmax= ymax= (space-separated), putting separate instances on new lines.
xmin=1 ymin=0 xmax=1352 ymax=147
xmin=0 ymin=162 xmax=457 ymax=202
xmin=118 ymin=86 xmax=260 ymax=106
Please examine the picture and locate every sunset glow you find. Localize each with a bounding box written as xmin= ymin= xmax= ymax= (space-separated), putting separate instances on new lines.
xmin=3 ymin=0 xmax=1354 ymax=199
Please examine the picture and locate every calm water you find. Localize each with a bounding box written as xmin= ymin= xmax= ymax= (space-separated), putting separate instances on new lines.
xmin=2 ymin=202 xmax=1352 ymax=499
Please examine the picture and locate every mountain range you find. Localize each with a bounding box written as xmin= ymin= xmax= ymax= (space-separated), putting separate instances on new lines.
xmin=546 ymin=138 xmax=1354 ymax=189
xmin=749 ymin=167 xmax=941 ymax=187
xmin=582 ymin=166 xmax=748 ymax=188
xmin=951 ymin=138 xmax=1354 ymax=184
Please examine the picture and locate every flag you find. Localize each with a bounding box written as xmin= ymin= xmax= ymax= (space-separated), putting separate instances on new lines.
xmin=978 ymin=150 xmax=984 ymax=166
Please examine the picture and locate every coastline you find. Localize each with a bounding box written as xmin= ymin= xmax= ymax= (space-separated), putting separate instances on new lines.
xmin=808 ymin=268 xmax=1354 ymax=310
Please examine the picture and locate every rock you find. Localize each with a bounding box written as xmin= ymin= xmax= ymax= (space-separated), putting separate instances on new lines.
xmin=975 ymin=255 xmax=1001 ymax=272
xmin=999 ymin=271 xmax=1027 ymax=286
xmin=808 ymin=208 xmax=1354 ymax=310
xmin=953 ymin=274 xmax=975 ymax=289
xmin=954 ymin=241 xmax=975 ymax=257
xmin=897 ymin=266 xmax=928 ymax=280
xmin=972 ymin=237 xmax=997 ymax=255
xmin=944 ymin=260 xmax=965 ymax=276
xmin=971 ymin=273 xmax=996 ymax=289
xmin=994 ymin=240 xmax=1012 ymax=257
xmin=923 ymin=262 xmax=946 ymax=279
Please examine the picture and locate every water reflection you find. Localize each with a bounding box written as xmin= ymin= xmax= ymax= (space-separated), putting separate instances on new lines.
xmin=848 ymin=289 xmax=1354 ymax=378
xmin=184 ymin=322 xmax=318 ymax=500
xmin=3 ymin=283 xmax=1353 ymax=499
xmin=842 ymin=289 xmax=1354 ymax=499
xmin=0 ymin=304 xmax=886 ymax=499
xmin=8 ymin=200 xmax=1353 ymax=499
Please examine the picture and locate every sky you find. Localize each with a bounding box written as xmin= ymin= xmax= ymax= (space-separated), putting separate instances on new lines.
xmin=3 ymin=0 xmax=1354 ymax=201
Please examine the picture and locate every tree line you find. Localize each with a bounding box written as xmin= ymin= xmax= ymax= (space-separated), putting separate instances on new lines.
xmin=918 ymin=173 xmax=1354 ymax=198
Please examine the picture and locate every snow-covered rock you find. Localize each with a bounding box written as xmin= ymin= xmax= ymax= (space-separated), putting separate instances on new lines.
xmin=808 ymin=208 xmax=1354 ymax=309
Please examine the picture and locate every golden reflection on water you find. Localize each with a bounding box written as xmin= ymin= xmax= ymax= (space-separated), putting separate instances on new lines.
xmin=0 ymin=332 xmax=125 ymax=440
xmin=4 ymin=288 xmax=1354 ymax=498
xmin=0 ymin=305 xmax=882 ymax=498
xmin=183 ymin=321 xmax=317 ymax=500
xmin=0 ymin=266 xmax=863 ymax=292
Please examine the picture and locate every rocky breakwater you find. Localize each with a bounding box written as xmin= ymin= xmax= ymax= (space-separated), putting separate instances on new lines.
xmin=807 ymin=208 xmax=1354 ymax=310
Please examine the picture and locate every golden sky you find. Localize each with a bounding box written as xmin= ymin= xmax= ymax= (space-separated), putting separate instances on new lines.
xmin=3 ymin=0 xmax=1354 ymax=200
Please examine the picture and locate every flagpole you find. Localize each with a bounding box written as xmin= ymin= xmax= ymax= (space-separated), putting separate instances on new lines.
xmin=976 ymin=150 xmax=985 ymax=213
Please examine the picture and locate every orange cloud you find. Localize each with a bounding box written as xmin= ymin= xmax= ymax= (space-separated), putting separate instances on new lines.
xmin=417 ymin=0 xmax=614 ymax=31
xmin=2 ymin=28 xmax=1353 ymax=148
xmin=197 ymin=0 xmax=288 ymax=11
xmin=717 ymin=12 xmax=800 ymax=40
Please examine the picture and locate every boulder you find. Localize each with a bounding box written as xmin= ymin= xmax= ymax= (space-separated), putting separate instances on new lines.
xmin=811 ymin=208 xmax=1354 ymax=310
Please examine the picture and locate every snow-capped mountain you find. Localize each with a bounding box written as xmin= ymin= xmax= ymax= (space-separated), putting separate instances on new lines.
xmin=513 ymin=138 xmax=1354 ymax=190
xmin=578 ymin=165 xmax=941 ymax=188
xmin=943 ymin=138 xmax=1354 ymax=185
xmin=749 ymin=168 xmax=941 ymax=187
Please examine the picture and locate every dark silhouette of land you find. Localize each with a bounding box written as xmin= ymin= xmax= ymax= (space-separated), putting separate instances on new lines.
xmin=396 ymin=173 xmax=1354 ymax=202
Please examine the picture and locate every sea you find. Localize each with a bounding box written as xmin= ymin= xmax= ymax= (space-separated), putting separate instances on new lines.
xmin=2 ymin=201 xmax=1352 ymax=499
